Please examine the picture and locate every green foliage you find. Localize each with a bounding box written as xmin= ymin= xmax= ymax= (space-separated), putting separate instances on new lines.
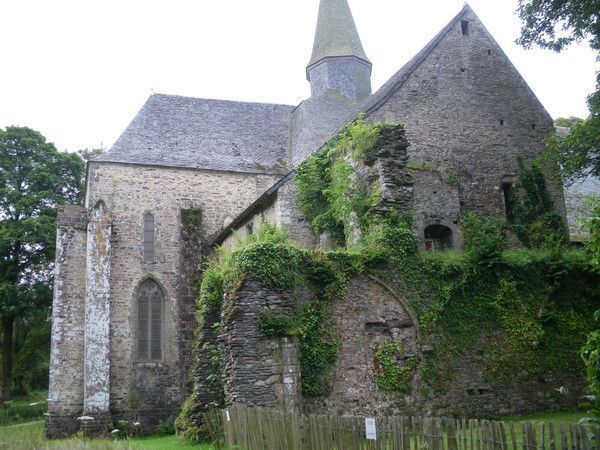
xmin=0 ymin=126 xmax=84 ymax=401
xmin=344 ymin=117 xmax=398 ymax=165
xmin=154 ymin=416 xmax=176 ymax=436
xmin=585 ymin=196 xmax=600 ymax=270
xmin=77 ymin=146 xmax=105 ymax=162
xmin=175 ymin=395 xmax=224 ymax=445
xmin=203 ymin=342 xmax=224 ymax=407
xmin=0 ymin=390 xmax=47 ymax=425
xmin=461 ymin=212 xmax=506 ymax=267
xmin=374 ymin=342 xmax=418 ymax=393
xmin=295 ymin=297 xmax=340 ymax=396
xmin=257 ymin=313 xmax=294 ymax=338
xmin=295 ymin=119 xmax=401 ymax=243
xmin=581 ymin=310 xmax=600 ymax=413
xmin=12 ymin=311 xmax=51 ymax=394
xmin=545 ymin=116 xmax=600 ymax=181
xmin=509 ymin=157 xmax=568 ymax=248
xmin=517 ymin=0 xmax=600 ymax=51
xmin=518 ymin=1 xmax=599 ymax=180
xmin=555 ymin=116 xmax=584 ymax=129
xmin=446 ymin=173 xmax=460 ymax=187
xmin=178 ymin=118 xmax=600 ymax=444
xmin=111 ymin=419 xmax=141 ymax=439
xmin=231 ymin=242 xmax=306 ymax=290
xmin=406 ymin=158 xmax=437 ymax=171
xmin=181 ymin=207 xmax=203 ymax=234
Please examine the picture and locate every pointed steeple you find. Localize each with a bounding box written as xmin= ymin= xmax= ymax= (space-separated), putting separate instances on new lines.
xmin=308 ymin=0 xmax=371 ymax=69
xmin=306 ymin=0 xmax=372 ymax=101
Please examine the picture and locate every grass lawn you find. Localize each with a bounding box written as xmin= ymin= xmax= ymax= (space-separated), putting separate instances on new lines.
xmin=502 ymin=409 xmax=592 ymax=424
xmin=0 ymin=422 xmax=217 ymax=449
xmin=0 ymin=391 xmax=48 ymax=426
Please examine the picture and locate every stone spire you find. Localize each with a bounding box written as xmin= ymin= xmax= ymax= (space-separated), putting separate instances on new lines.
xmin=306 ymin=0 xmax=372 ymax=101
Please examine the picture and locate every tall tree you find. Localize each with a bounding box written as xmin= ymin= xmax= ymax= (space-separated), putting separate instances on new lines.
xmin=517 ymin=0 xmax=600 ymax=180
xmin=0 ymin=126 xmax=84 ymax=402
xmin=77 ymin=146 xmax=105 ymax=162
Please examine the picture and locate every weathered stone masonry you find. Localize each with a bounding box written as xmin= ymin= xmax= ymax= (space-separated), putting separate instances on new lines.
xmin=48 ymin=0 xmax=585 ymax=437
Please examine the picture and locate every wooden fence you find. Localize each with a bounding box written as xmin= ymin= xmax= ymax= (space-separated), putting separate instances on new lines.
xmin=218 ymin=405 xmax=600 ymax=450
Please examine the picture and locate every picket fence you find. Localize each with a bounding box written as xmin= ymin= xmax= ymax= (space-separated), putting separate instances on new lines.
xmin=211 ymin=405 xmax=600 ymax=450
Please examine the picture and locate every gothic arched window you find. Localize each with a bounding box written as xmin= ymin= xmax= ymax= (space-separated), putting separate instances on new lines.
xmin=136 ymin=279 xmax=163 ymax=361
xmin=143 ymin=213 xmax=155 ymax=263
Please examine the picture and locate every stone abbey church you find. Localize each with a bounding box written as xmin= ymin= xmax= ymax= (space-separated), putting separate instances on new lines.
xmin=47 ymin=0 xmax=572 ymax=437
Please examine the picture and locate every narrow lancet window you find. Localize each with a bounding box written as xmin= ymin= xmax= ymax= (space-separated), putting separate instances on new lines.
xmin=143 ymin=213 xmax=155 ymax=263
xmin=137 ymin=279 xmax=163 ymax=361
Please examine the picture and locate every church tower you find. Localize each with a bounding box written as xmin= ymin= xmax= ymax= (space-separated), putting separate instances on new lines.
xmin=307 ymin=0 xmax=372 ymax=101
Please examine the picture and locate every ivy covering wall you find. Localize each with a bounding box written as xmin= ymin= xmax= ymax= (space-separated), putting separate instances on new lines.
xmin=176 ymin=120 xmax=600 ymax=442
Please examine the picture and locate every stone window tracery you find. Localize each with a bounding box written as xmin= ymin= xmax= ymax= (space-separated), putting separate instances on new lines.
xmin=136 ymin=279 xmax=163 ymax=361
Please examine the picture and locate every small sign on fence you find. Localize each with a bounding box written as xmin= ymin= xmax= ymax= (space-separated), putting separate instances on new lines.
xmin=365 ymin=417 xmax=377 ymax=440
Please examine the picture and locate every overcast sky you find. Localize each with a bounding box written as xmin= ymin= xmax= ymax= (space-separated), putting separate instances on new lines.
xmin=1 ymin=0 xmax=597 ymax=152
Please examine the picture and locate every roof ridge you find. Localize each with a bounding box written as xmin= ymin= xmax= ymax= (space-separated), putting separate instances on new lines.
xmin=149 ymin=92 xmax=295 ymax=109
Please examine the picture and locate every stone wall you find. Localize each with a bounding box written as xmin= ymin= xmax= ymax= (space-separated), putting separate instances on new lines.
xmin=305 ymin=275 xmax=422 ymax=417
xmin=367 ymin=9 xmax=566 ymax=235
xmin=47 ymin=206 xmax=88 ymax=437
xmin=221 ymin=280 xmax=302 ymax=412
xmin=48 ymin=162 xmax=280 ymax=436
xmin=221 ymin=274 xmax=585 ymax=420
xmin=86 ymin=162 xmax=279 ymax=429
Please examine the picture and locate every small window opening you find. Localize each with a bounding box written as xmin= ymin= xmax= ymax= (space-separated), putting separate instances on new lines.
xmin=143 ymin=213 xmax=155 ymax=263
xmin=246 ymin=222 xmax=254 ymax=236
xmin=502 ymin=182 xmax=514 ymax=222
xmin=461 ymin=20 xmax=470 ymax=36
xmin=424 ymin=225 xmax=453 ymax=251
xmin=532 ymin=123 xmax=536 ymax=130
xmin=500 ymin=119 xmax=505 ymax=126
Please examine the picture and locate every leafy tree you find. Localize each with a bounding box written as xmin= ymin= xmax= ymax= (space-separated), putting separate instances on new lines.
xmin=0 ymin=126 xmax=84 ymax=402
xmin=554 ymin=116 xmax=584 ymax=128
xmin=77 ymin=146 xmax=105 ymax=162
xmin=517 ymin=0 xmax=600 ymax=180
xmin=517 ymin=0 xmax=600 ymax=51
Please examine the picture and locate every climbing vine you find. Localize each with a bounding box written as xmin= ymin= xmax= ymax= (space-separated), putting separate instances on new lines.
xmin=374 ymin=341 xmax=419 ymax=393
xmin=177 ymin=119 xmax=600 ymax=442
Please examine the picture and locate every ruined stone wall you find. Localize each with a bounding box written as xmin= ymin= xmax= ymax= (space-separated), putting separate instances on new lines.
xmin=221 ymin=280 xmax=302 ymax=412
xmin=216 ymin=272 xmax=586 ymax=420
xmin=84 ymin=162 xmax=279 ymax=429
xmin=304 ymin=275 xmax=422 ymax=417
xmin=368 ymin=9 xmax=566 ymax=236
xmin=304 ymin=274 xmax=584 ymax=418
xmin=47 ymin=206 xmax=88 ymax=437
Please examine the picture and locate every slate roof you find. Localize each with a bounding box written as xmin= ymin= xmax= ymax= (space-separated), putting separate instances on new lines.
xmin=95 ymin=94 xmax=294 ymax=175
xmin=307 ymin=0 xmax=370 ymax=71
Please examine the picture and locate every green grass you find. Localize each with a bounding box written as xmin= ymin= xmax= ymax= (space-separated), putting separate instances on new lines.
xmin=0 ymin=391 xmax=48 ymax=426
xmin=502 ymin=409 xmax=591 ymax=424
xmin=0 ymin=422 xmax=218 ymax=449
